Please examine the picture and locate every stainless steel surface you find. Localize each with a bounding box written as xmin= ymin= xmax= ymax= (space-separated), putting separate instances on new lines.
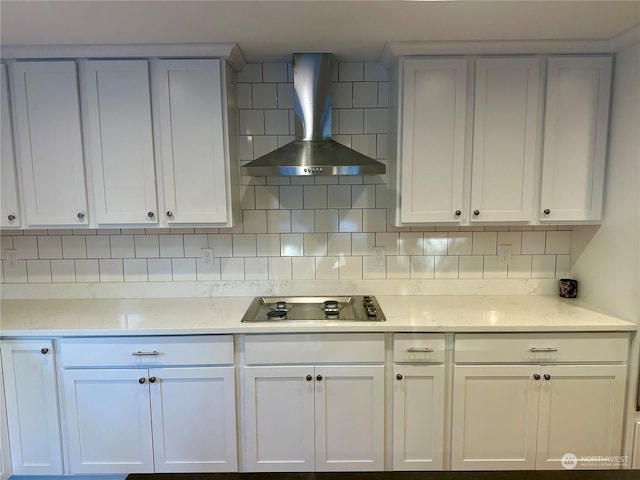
xmin=131 ymin=350 xmax=160 ymax=356
xmin=529 ymin=347 xmax=558 ymax=353
xmin=241 ymin=295 xmax=386 ymax=322
xmin=241 ymin=53 xmax=386 ymax=177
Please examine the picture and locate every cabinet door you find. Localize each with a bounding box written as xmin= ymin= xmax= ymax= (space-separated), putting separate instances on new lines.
xmin=535 ymin=364 xmax=626 ymax=470
xmin=392 ymin=364 xmax=445 ymax=470
xmin=539 ymin=56 xmax=612 ymax=223
xmin=83 ymin=60 xmax=158 ymax=225
xmin=154 ymin=59 xmax=229 ymax=225
xmin=451 ymin=365 xmax=539 ymax=470
xmin=11 ymin=61 xmax=88 ymax=226
xmin=471 ymin=58 xmax=540 ymax=222
xmin=150 ymin=366 xmax=237 ymax=472
xmin=63 ymin=368 xmax=154 ymax=474
xmin=0 ymin=340 xmax=62 ymax=475
xmin=1 ymin=64 xmax=20 ymax=228
xmin=400 ymin=58 xmax=467 ymax=223
xmin=0 ymin=356 xmax=12 ymax=480
xmin=244 ymin=366 xmax=315 ymax=472
xmin=315 ymin=365 xmax=384 ymax=471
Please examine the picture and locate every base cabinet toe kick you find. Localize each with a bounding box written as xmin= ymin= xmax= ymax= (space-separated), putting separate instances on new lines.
xmin=0 ymin=331 xmax=631 ymax=474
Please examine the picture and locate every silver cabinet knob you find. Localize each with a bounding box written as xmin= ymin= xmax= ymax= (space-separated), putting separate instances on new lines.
xmin=138 ymin=378 xmax=146 ymax=384
xmin=396 ymin=373 xmax=403 ymax=380
xmin=473 ymin=210 xmax=480 ymax=216
xmin=533 ymin=373 xmax=540 ymax=380
xmin=166 ymin=211 xmax=173 ymax=218
xmin=454 ymin=210 xmax=461 ymax=216
xmin=543 ymin=209 xmax=551 ymax=215
xmin=316 ymin=374 xmax=323 ymax=382
xmin=306 ymin=374 xmax=313 ymax=382
xmin=544 ymin=373 xmax=551 ymax=381
xmin=77 ymin=212 xmax=85 ymax=220
xmin=41 ymin=347 xmax=49 ymax=355
xmin=147 ymin=211 xmax=155 ymax=219
xmin=7 ymin=214 xmax=15 ymax=221
xmin=149 ymin=376 xmax=157 ymax=383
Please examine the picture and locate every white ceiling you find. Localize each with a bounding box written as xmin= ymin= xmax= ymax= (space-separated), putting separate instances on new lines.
xmin=1 ymin=1 xmax=639 ymax=62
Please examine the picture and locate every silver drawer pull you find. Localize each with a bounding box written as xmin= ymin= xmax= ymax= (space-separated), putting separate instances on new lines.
xmin=407 ymin=347 xmax=434 ymax=353
xmin=530 ymin=347 xmax=558 ymax=353
xmin=132 ymin=351 xmax=160 ymax=356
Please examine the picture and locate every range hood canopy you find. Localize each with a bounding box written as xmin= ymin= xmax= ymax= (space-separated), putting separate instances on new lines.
xmin=240 ymin=53 xmax=386 ymax=177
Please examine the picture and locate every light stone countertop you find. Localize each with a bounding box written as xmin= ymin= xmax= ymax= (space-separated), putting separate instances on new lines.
xmin=0 ymin=295 xmax=635 ymax=337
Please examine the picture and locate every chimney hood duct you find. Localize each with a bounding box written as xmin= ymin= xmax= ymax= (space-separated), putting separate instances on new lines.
xmin=240 ymin=54 xmax=386 ymax=176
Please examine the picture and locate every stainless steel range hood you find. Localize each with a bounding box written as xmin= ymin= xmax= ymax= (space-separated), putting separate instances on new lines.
xmin=240 ymin=54 xmax=386 ymax=176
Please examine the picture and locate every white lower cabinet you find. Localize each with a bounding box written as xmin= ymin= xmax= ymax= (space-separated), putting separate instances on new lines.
xmin=451 ymin=333 xmax=628 ymax=470
xmin=242 ymin=334 xmax=385 ymax=472
xmin=0 ymin=355 xmax=12 ymax=480
xmin=0 ymin=339 xmax=63 ymax=475
xmin=61 ymin=336 xmax=237 ymax=474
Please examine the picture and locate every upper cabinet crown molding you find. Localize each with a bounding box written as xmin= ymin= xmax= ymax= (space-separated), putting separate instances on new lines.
xmin=0 ymin=43 xmax=247 ymax=72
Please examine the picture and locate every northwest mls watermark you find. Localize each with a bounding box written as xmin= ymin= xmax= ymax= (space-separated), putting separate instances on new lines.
xmin=561 ymin=453 xmax=629 ymax=469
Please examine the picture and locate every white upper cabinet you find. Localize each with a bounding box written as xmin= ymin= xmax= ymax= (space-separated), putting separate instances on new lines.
xmin=539 ymin=56 xmax=612 ymax=223
xmin=11 ymin=61 xmax=89 ymax=227
xmin=470 ymin=58 xmax=541 ymax=223
xmin=394 ymin=58 xmax=468 ymax=224
xmin=82 ymin=60 xmax=158 ymax=225
xmin=154 ymin=59 xmax=235 ymax=226
xmin=0 ymin=64 xmax=20 ymax=228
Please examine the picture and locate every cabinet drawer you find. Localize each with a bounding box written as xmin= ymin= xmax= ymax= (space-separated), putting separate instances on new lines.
xmin=454 ymin=333 xmax=629 ymax=363
xmin=244 ymin=333 xmax=384 ymax=364
xmin=61 ymin=335 xmax=233 ymax=367
xmin=394 ymin=334 xmax=445 ymax=363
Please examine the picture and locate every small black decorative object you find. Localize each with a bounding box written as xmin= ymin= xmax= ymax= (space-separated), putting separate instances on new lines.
xmin=559 ymin=279 xmax=578 ymax=298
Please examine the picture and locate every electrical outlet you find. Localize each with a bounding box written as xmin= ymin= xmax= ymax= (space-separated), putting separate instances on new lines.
xmin=201 ymin=248 xmax=214 ymax=265
xmin=372 ymin=246 xmax=385 ymax=266
xmin=4 ymin=250 xmax=18 ymax=270
xmin=497 ymin=244 xmax=512 ymax=266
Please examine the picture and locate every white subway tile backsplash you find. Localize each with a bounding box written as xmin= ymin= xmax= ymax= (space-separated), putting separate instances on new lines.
xmin=292 ymin=257 xmax=315 ymax=279
xmin=236 ymin=83 xmax=253 ymax=109
xmin=266 ymin=176 xmax=291 ymax=186
xmin=498 ymin=231 xmax=522 ymax=254
xmin=51 ymin=259 xmax=75 ymax=283
xmin=377 ymin=82 xmax=389 ymax=108
xmin=291 ymin=210 xmax=315 ymax=233
xmin=252 ymin=83 xmax=278 ymax=109
xmin=196 ymin=257 xmax=221 ymax=281
xmin=253 ymin=136 xmax=279 ymax=158
xmin=238 ymin=136 xmax=254 ymax=161
xmin=448 ymin=232 xmax=473 ymax=255
xmin=387 ymin=256 xmax=410 ymax=279
xmin=508 ymin=255 xmax=532 ymax=279
xmin=435 ymin=256 xmax=459 ymax=279
xmin=13 ymin=236 xmax=38 ymax=259
xmin=256 ymin=234 xmax=281 ymax=257
xmin=86 ymin=235 xmax=111 ymax=258
xmin=339 ymin=62 xmax=364 ymax=82
xmin=269 ymin=257 xmax=292 ymax=280
xmin=459 ymin=256 xmax=483 ymax=279
xmin=338 ymin=175 xmax=363 ymax=185
xmin=26 ymin=260 xmax=52 ymax=283
xmin=556 ymin=255 xmax=571 ymax=278
xmin=75 ymin=259 xmax=100 ymax=282
xmin=110 ymin=235 xmax=134 ymax=259
xmin=315 ymin=210 xmax=339 ymax=233
xmin=332 ymin=83 xmax=353 ymax=108
xmin=3 ymin=259 xmax=27 ymax=283
xmin=184 ymin=234 xmax=208 ymax=258
xmin=316 ymin=256 xmax=339 ymax=279
xmin=424 ymin=232 xmax=448 ymax=255
xmin=473 ymin=232 xmax=497 ymax=255
xmin=304 ymin=185 xmax=328 ymax=209
xmin=267 ymin=210 xmax=291 ymax=233
xmin=364 ymin=63 xmax=389 ymax=82
xmin=352 ymin=134 xmax=377 ymax=157
xmin=277 ymin=83 xmax=294 ymax=109
xmin=221 ymin=258 xmax=245 ymax=280
xmin=376 ymin=232 xmax=399 ymax=255
xmin=532 ymin=255 xmax=556 ymax=279
xmin=62 ymin=236 xmax=87 ymax=259
xmin=243 ymin=210 xmax=268 ymax=234
xmin=280 ymin=186 xmax=303 ymax=209
xmin=327 ymin=185 xmax=352 ymax=209
xmin=351 ymin=185 xmax=376 ymax=209
xmin=363 ymin=209 xmax=387 ymax=232
xmin=483 ymin=256 xmax=507 ymax=279
xmin=328 ymin=233 xmax=352 ymax=256
xmin=339 ymin=209 xmax=363 ymax=232
xmin=353 ymin=82 xmax=378 ymax=108
xmin=339 ymin=109 xmax=364 ymax=134
xmin=38 ymin=236 xmax=62 ymax=259
xmin=159 ymin=235 xmax=184 ymax=258
xmin=239 ymin=110 xmax=265 ymax=135
xmin=304 ymin=233 xmax=328 ymax=256
xmin=281 ymin=234 xmax=304 ymax=256
xmin=364 ymin=108 xmax=388 ymax=134
xmin=244 ymin=257 xmax=269 ymax=280
xmin=135 ymin=235 xmax=159 ymax=258
xmin=545 ymin=231 xmax=571 ymax=254
xmin=147 ymin=259 xmax=173 ymax=282
xmin=208 ymin=234 xmax=233 ymax=258
xmin=363 ymin=256 xmax=386 ymax=279
xmin=410 ymin=256 xmax=435 ymax=279
xmin=264 ymin=109 xmax=290 ymax=135
xmin=352 ymin=233 xmax=375 ymax=255
xmin=340 ymin=256 xmax=362 ymax=279
xmin=262 ymin=63 xmax=288 ymax=83
xmin=521 ymin=231 xmax=546 ymax=254
xmin=399 ymin=232 xmax=424 ymax=256
xmin=99 ymin=259 xmax=124 ymax=282
xmin=124 ymin=259 xmax=148 ymax=282
xmin=233 ymin=234 xmax=257 ymax=257
xmin=238 ymin=64 xmax=262 ymax=82
xmin=255 ymin=185 xmax=280 ymax=209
